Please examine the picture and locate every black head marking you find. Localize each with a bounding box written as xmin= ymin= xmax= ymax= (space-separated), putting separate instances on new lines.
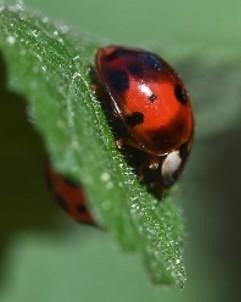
xmin=76 ymin=204 xmax=87 ymax=213
xmin=174 ymin=84 xmax=188 ymax=104
xmin=149 ymin=94 xmax=157 ymax=102
xmin=125 ymin=112 xmax=144 ymax=127
xmin=107 ymin=69 xmax=129 ymax=93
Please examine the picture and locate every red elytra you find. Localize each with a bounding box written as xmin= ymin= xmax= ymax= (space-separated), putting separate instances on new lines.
xmin=47 ymin=45 xmax=194 ymax=224
xmin=95 ymin=46 xmax=194 ymax=156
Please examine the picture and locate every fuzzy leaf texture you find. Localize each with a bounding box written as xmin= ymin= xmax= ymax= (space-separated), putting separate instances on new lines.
xmin=0 ymin=5 xmax=185 ymax=286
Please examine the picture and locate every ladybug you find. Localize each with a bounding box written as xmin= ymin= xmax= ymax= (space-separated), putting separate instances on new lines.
xmin=47 ymin=45 xmax=194 ymax=224
xmin=95 ymin=46 xmax=194 ymax=197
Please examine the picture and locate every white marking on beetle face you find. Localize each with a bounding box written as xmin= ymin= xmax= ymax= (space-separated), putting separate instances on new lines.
xmin=139 ymin=83 xmax=153 ymax=98
xmin=161 ymin=150 xmax=182 ymax=183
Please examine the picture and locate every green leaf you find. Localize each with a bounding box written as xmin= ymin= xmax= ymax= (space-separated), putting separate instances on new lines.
xmin=0 ymin=5 xmax=185 ymax=286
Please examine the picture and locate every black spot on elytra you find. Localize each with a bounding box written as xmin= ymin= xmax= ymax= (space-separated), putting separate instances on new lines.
xmin=107 ymin=69 xmax=129 ymax=93
xmin=55 ymin=195 xmax=68 ymax=212
xmin=142 ymin=53 xmax=162 ymax=71
xmin=125 ymin=112 xmax=144 ymax=127
xmin=128 ymin=63 xmax=143 ymax=77
xmin=179 ymin=142 xmax=190 ymax=160
xmin=149 ymin=94 xmax=157 ymax=102
xmin=76 ymin=204 xmax=87 ymax=213
xmin=174 ymin=84 xmax=188 ymax=104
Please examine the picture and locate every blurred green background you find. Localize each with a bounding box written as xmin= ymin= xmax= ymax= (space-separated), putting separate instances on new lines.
xmin=1 ymin=0 xmax=241 ymax=301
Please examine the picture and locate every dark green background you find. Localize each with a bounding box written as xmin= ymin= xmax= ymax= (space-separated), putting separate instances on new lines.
xmin=1 ymin=0 xmax=241 ymax=301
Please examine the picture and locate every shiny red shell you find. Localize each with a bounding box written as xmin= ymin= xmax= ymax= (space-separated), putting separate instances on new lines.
xmin=95 ymin=46 xmax=194 ymax=156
